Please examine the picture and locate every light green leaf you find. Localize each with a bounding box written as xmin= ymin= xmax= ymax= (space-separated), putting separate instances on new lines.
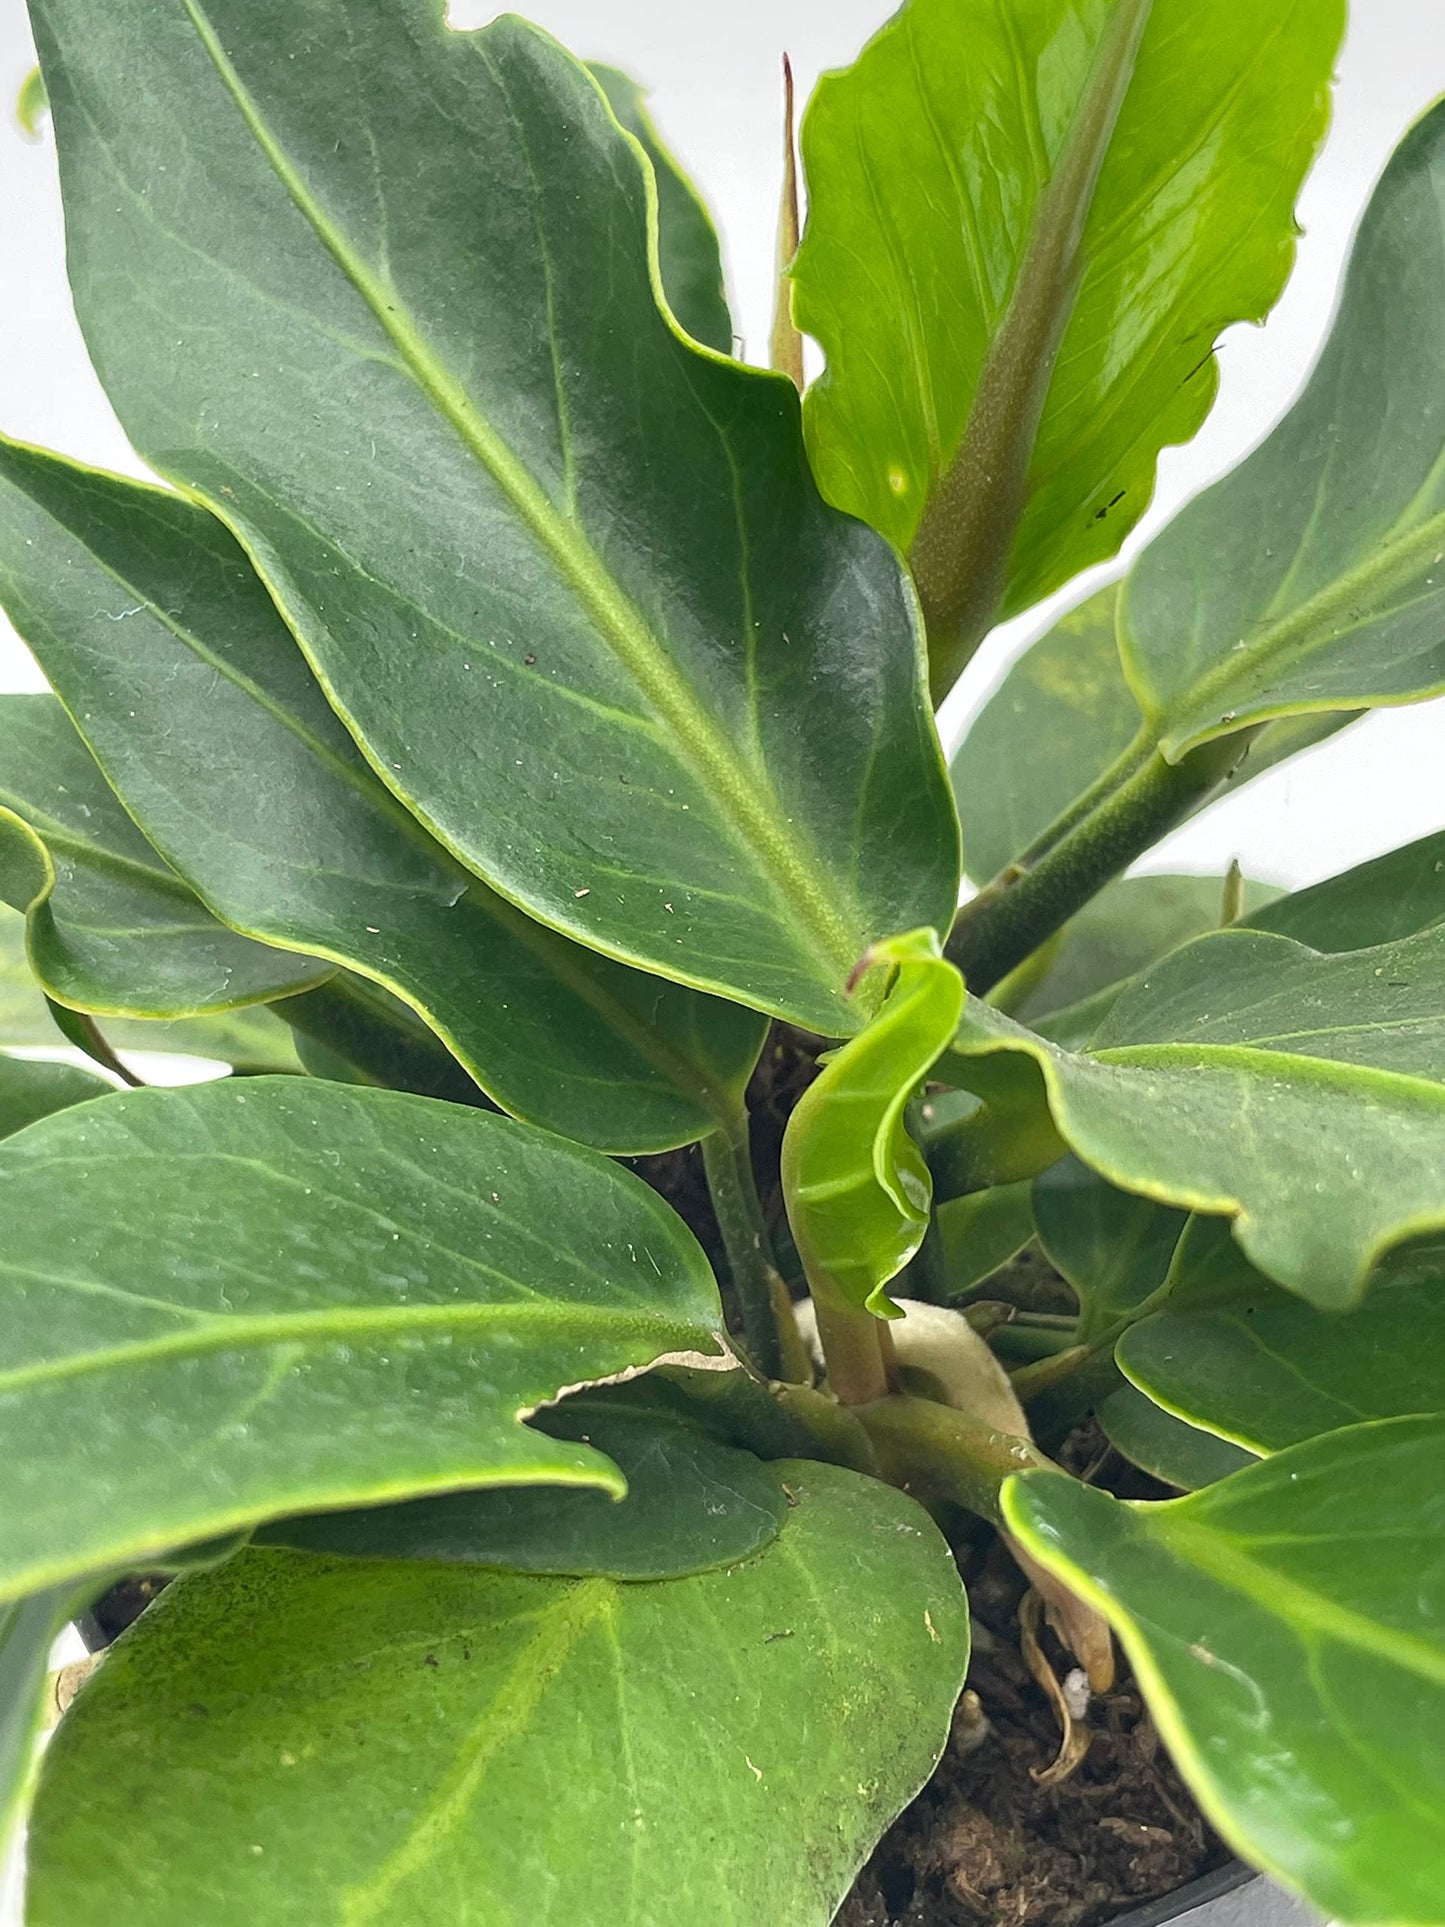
xmin=793 ymin=0 xmax=1342 ymax=681
xmin=943 ymin=921 xmax=1445 ymax=1308
xmin=0 ymin=1582 xmax=79 ymax=1854
xmin=257 ymin=1392 xmax=787 ymax=1582
xmin=15 ymin=66 xmax=47 ymax=137
xmin=34 ymin=0 xmax=958 ymax=1035
xmin=1118 ymin=1216 xmax=1445 ymax=1453
xmin=0 ymin=1076 xmax=724 ymax=1605
xmin=783 ymin=930 xmax=963 ymax=1314
xmin=951 ymin=585 xmax=1348 ymax=885
xmin=1032 ymin=1156 xmax=1186 ymax=1342
xmin=0 ymin=695 xmax=327 ymax=1016
xmin=0 ymin=1049 xmax=108 ymax=1138
xmin=587 ymin=63 xmax=732 ymax=354
xmin=0 ymin=444 xmax=767 ymax=1153
xmin=30 ymin=1464 xmax=969 ymax=1927
xmin=1121 ymin=97 xmax=1445 ymax=759
xmin=1097 ymin=1385 xmax=1257 ymax=1490
xmin=1005 ymin=1417 xmax=1445 ymax=1926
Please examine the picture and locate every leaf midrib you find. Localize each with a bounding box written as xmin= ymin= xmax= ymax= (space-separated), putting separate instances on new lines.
xmin=0 ymin=1298 xmax=711 ymax=1397
xmin=177 ymin=0 xmax=860 ymax=993
xmin=1157 ymin=1513 xmax=1445 ymax=1687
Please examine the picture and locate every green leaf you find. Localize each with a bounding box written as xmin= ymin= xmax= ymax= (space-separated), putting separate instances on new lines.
xmin=1098 ymin=1385 xmax=1257 ymax=1490
xmin=587 ymin=63 xmax=732 ymax=354
xmin=0 ymin=1582 xmax=79 ymax=1854
xmin=257 ymin=1392 xmax=787 ymax=1582
xmin=15 ymin=66 xmax=47 ymax=137
xmin=1013 ymin=872 xmax=1281 ymax=1028
xmin=1118 ymin=1216 xmax=1445 ymax=1453
xmin=0 ymin=446 xmax=766 ymax=1154
xmin=1032 ymin=1157 xmax=1186 ymax=1342
xmin=0 ymin=695 xmax=327 ymax=1017
xmin=1244 ymin=828 xmax=1445 ymax=950
xmin=0 ymin=1076 xmax=724 ymax=1605
xmin=1005 ymin=1417 xmax=1445 ymax=1926
xmin=951 ymin=585 xmax=1348 ymax=885
xmin=0 ymin=1049 xmax=108 ymax=1138
xmin=793 ymin=0 xmax=1343 ymax=679
xmin=276 ymin=974 xmax=494 ymax=1105
xmin=0 ymin=903 xmax=301 ymax=1069
xmin=29 ymin=1464 xmax=969 ymax=1927
xmin=931 ymin=1180 xmax=1035 ymax=1301
xmin=1121 ymin=97 xmax=1445 ymax=759
xmin=784 ymin=930 xmax=963 ymax=1314
xmin=944 ymin=921 xmax=1445 ymax=1308
xmin=34 ymin=0 xmax=958 ymax=1036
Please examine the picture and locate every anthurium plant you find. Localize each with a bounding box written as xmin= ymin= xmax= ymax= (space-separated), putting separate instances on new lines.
xmin=1 ymin=0 xmax=1442 ymax=1921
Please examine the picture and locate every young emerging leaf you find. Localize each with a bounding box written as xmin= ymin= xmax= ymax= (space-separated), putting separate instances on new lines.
xmin=0 ymin=696 xmax=328 ymax=1016
xmin=0 ymin=1078 xmax=724 ymax=1604
xmin=941 ymin=921 xmax=1445 ymax=1308
xmin=0 ymin=447 xmax=766 ymax=1154
xmin=29 ymin=1467 xmax=969 ymax=1927
xmin=783 ymin=930 xmax=962 ymax=1314
xmin=794 ymin=0 xmax=1343 ymax=687
xmin=31 ymin=0 xmax=958 ymax=1034
xmin=1005 ymin=1418 xmax=1445 ymax=1926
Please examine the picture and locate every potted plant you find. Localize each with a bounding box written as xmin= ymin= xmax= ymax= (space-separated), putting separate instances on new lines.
xmin=0 ymin=0 xmax=1440 ymax=1921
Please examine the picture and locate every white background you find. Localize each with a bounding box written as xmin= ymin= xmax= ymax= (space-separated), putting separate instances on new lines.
xmin=2 ymin=0 xmax=1445 ymax=893
xmin=0 ymin=0 xmax=1442 ymax=1918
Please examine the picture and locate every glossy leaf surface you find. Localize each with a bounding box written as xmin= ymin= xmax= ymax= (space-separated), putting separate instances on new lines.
xmin=257 ymin=1393 xmax=787 ymax=1581
xmin=946 ymin=922 xmax=1445 ymax=1307
xmin=0 ymin=696 xmax=324 ymax=1016
xmin=794 ymin=0 xmax=1341 ymax=645
xmin=0 ymin=446 xmax=765 ymax=1153
xmin=1006 ymin=1418 xmax=1445 ymax=1925
xmin=587 ymin=63 xmax=732 ymax=353
xmin=1097 ymin=1385 xmax=1257 ymax=1491
xmin=1122 ymin=98 xmax=1445 ymax=757
xmin=0 ymin=1050 xmax=107 ymax=1138
xmin=1032 ymin=1157 xmax=1186 ymax=1342
xmin=951 ymin=585 xmax=1346 ymax=883
xmin=784 ymin=931 xmax=962 ymax=1314
xmin=1119 ymin=1218 xmax=1445 ymax=1452
xmin=34 ymin=0 xmax=958 ymax=1034
xmin=0 ymin=1077 xmax=723 ymax=1603
xmin=30 ymin=1465 xmax=969 ymax=1927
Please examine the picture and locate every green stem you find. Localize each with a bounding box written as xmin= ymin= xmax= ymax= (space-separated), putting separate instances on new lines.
xmin=808 ymin=1275 xmax=898 ymax=1406
xmin=857 ymin=1393 xmax=1049 ymax=1523
xmin=701 ymin=1118 xmax=801 ymax=1382
xmin=946 ymin=731 xmax=1255 ymax=994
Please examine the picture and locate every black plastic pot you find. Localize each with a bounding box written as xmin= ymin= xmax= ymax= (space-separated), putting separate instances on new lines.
xmin=1110 ymin=1863 xmax=1325 ymax=1927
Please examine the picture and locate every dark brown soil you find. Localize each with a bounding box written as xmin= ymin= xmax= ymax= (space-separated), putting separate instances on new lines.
xmin=836 ymin=1533 xmax=1225 ymax=1927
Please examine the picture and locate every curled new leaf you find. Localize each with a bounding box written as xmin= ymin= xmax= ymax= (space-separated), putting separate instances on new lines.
xmin=783 ymin=931 xmax=963 ymax=1315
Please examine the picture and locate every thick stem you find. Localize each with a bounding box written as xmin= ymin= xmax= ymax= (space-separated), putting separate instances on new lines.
xmin=808 ymin=1276 xmax=897 ymax=1406
xmin=701 ymin=1119 xmax=801 ymax=1382
xmin=946 ymin=731 xmax=1254 ymax=994
xmin=857 ymin=1392 xmax=1049 ymax=1523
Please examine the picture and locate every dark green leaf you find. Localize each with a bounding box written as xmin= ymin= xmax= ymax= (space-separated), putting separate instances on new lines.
xmin=783 ymin=930 xmax=962 ymax=1314
xmin=1097 ymin=1385 xmax=1257 ymax=1490
xmin=30 ymin=1465 xmax=969 ymax=1927
xmin=0 ymin=1049 xmax=107 ymax=1138
xmin=1005 ymin=1417 xmax=1445 ymax=1925
xmin=1118 ymin=1217 xmax=1445 ymax=1452
xmin=951 ymin=585 xmax=1347 ymax=885
xmin=945 ymin=921 xmax=1445 ymax=1307
xmin=587 ymin=63 xmax=732 ymax=354
xmin=34 ymin=0 xmax=958 ymax=1034
xmin=0 ymin=1582 xmax=79 ymax=1854
xmin=275 ymin=974 xmax=497 ymax=1106
xmin=1121 ymin=98 xmax=1445 ymax=758
xmin=793 ymin=0 xmax=1342 ymax=670
xmin=0 ymin=1076 xmax=723 ymax=1604
xmin=0 ymin=695 xmax=326 ymax=1016
xmin=1244 ymin=828 xmax=1445 ymax=950
xmin=0 ymin=446 xmax=768 ymax=1153
xmin=931 ymin=1181 xmax=1035 ymax=1302
xmin=1032 ymin=1157 xmax=1186 ymax=1342
xmin=258 ymin=1394 xmax=787 ymax=1581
